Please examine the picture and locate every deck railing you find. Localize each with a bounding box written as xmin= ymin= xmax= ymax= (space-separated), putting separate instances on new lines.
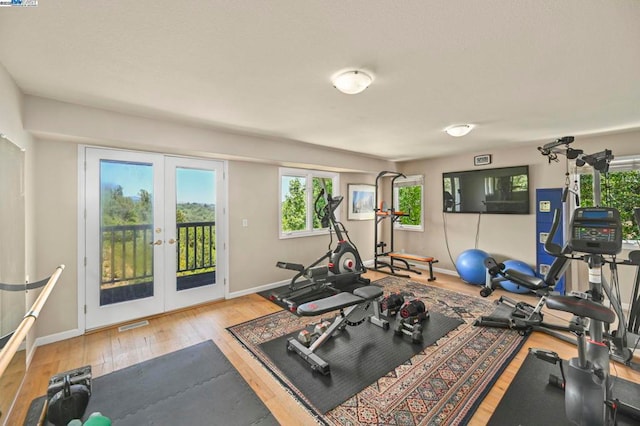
xmin=100 ymin=221 xmax=216 ymax=287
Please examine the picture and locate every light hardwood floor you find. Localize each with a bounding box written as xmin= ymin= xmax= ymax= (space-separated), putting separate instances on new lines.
xmin=5 ymin=271 xmax=640 ymax=425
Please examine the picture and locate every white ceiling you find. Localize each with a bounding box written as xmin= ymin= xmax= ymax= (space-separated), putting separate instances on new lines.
xmin=1 ymin=0 xmax=639 ymax=162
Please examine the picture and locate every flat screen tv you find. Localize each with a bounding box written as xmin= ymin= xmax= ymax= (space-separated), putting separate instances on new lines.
xmin=443 ymin=165 xmax=530 ymax=214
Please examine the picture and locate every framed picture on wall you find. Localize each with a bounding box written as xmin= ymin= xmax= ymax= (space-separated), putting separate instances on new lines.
xmin=474 ymin=154 xmax=492 ymax=166
xmin=348 ymin=184 xmax=376 ymax=220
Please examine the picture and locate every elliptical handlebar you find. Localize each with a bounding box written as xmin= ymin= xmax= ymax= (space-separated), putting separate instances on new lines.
xmin=315 ymin=179 xmax=345 ymax=241
xmin=544 ymin=208 xmax=564 ymax=256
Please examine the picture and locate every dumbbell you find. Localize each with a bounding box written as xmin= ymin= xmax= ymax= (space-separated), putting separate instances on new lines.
xmin=297 ymin=329 xmax=318 ymax=346
xmin=297 ymin=320 xmax=331 ymax=347
xmin=380 ymin=294 xmax=405 ymax=316
xmin=399 ymin=299 xmax=429 ymax=321
xmin=313 ymin=320 xmax=331 ymax=335
xmin=393 ymin=318 xmax=424 ymax=344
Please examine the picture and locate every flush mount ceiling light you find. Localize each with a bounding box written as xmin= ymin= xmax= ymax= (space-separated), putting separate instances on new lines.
xmin=332 ymin=70 xmax=373 ymax=94
xmin=445 ymin=124 xmax=474 ymax=137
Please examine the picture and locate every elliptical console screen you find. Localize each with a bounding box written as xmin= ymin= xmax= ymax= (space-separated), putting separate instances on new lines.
xmin=570 ymin=207 xmax=622 ymax=255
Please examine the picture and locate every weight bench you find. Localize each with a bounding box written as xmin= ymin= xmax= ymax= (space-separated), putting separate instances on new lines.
xmin=387 ymin=253 xmax=438 ymax=281
xmin=286 ymin=286 xmax=389 ymax=375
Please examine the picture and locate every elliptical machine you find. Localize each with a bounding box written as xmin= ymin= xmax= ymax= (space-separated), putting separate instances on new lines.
xmin=536 ymin=136 xmax=639 ymax=366
xmin=531 ymin=207 xmax=640 ymax=425
xmin=270 ymin=179 xmax=369 ymax=311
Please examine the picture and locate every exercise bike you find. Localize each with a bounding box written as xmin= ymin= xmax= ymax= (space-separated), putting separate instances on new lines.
xmin=270 ymin=180 xmax=369 ymax=311
xmin=530 ymin=206 xmax=640 ymax=425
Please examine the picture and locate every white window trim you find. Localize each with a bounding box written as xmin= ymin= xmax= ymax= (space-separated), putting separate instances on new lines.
xmin=393 ymin=174 xmax=424 ymax=232
xmin=279 ymin=167 xmax=340 ymax=239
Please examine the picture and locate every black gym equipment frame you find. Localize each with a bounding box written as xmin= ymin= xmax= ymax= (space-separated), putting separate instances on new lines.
xmin=372 ymin=171 xmax=437 ymax=280
xmin=286 ymin=285 xmax=388 ymax=375
xmin=269 ymin=179 xmax=370 ymax=312
xmin=474 ymin=255 xmax=576 ymax=341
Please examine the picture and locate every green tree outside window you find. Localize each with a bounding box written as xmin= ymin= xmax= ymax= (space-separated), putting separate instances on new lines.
xmin=397 ymin=185 xmax=422 ymax=226
xmin=580 ymin=170 xmax=640 ymax=241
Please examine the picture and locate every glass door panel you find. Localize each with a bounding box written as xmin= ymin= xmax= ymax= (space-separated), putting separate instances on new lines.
xmin=85 ymin=149 xmax=165 ymax=330
xmin=175 ymin=167 xmax=216 ymax=291
xmin=99 ymin=160 xmax=155 ymax=305
xmin=164 ymin=157 xmax=224 ymax=311
xmin=85 ymin=150 xmax=225 ymax=328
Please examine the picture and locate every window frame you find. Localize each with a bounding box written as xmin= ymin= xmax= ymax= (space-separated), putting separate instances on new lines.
xmin=279 ymin=167 xmax=340 ymax=239
xmin=393 ymin=174 xmax=424 ymax=232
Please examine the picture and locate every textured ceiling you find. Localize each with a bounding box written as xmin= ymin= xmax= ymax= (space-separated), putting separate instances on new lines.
xmin=1 ymin=0 xmax=639 ymax=161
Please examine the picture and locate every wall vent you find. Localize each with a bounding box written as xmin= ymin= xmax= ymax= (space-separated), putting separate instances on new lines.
xmin=118 ymin=320 xmax=149 ymax=332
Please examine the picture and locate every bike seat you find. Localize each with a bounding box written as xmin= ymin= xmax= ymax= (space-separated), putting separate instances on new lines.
xmin=297 ymin=286 xmax=383 ymax=316
xmin=546 ymin=295 xmax=616 ymax=324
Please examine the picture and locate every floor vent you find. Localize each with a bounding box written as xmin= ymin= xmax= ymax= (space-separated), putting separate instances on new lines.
xmin=118 ymin=320 xmax=149 ymax=332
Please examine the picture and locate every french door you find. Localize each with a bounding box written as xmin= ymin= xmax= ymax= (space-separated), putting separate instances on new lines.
xmin=83 ymin=147 xmax=226 ymax=330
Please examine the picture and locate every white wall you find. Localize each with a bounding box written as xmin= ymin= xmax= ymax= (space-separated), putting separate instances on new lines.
xmin=32 ymin=140 xmax=78 ymax=338
xmin=24 ymin=96 xmax=392 ymax=174
xmin=0 ymin=63 xmax=32 ymax=284
xmin=23 ymin=97 xmax=393 ymax=338
xmin=397 ymin=130 xmax=640 ymax=302
xmin=397 ymin=142 xmax=565 ymax=270
xmin=16 ymin=93 xmax=640 ymax=341
xmin=0 ymin=64 xmax=36 ymax=325
xmin=0 ymin=62 xmax=35 ymax=420
xmin=227 ymin=167 xmax=377 ymax=293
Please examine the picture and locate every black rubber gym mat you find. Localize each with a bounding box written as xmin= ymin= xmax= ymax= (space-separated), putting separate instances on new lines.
xmin=488 ymin=352 xmax=640 ymax=425
xmin=26 ymin=341 xmax=277 ymax=426
xmin=259 ymin=312 xmax=463 ymax=414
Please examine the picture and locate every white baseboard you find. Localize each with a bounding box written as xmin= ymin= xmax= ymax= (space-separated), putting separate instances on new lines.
xmin=33 ymin=328 xmax=83 ymax=350
xmin=227 ymin=279 xmax=290 ymax=299
xmin=27 ymin=282 xmax=289 ymax=353
xmin=27 ymin=266 xmax=460 ymax=353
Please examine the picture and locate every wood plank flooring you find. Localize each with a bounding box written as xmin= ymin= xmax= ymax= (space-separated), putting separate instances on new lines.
xmin=5 ymin=271 xmax=640 ymax=425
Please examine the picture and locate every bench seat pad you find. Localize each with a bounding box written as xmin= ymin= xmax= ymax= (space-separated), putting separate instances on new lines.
xmin=297 ymin=286 xmax=383 ymax=316
xmin=388 ymin=252 xmax=435 ymax=263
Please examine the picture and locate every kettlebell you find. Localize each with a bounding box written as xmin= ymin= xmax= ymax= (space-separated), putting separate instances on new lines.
xmin=47 ymin=375 xmax=90 ymax=426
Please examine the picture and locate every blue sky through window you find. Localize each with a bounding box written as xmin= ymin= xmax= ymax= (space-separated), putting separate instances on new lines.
xmin=100 ymin=161 xmax=215 ymax=204
xmin=176 ymin=168 xmax=215 ymax=204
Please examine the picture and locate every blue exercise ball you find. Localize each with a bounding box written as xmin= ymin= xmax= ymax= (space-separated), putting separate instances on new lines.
xmin=501 ymin=260 xmax=536 ymax=293
xmin=456 ymin=249 xmax=490 ymax=285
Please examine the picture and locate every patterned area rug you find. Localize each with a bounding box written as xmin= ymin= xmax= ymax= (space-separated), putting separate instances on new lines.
xmin=228 ymin=277 xmax=528 ymax=425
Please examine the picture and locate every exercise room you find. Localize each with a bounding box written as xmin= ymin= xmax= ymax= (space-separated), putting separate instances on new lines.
xmin=1 ymin=2 xmax=640 ymax=425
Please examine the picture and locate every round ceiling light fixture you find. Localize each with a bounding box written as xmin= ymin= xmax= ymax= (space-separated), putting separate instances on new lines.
xmin=445 ymin=124 xmax=474 ymax=137
xmin=331 ymin=70 xmax=373 ymax=94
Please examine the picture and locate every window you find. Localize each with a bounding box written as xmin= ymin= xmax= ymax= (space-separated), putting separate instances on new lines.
xmin=279 ymin=168 xmax=339 ymax=238
xmin=393 ymin=175 xmax=423 ymax=231
xmin=579 ymin=155 xmax=640 ymax=242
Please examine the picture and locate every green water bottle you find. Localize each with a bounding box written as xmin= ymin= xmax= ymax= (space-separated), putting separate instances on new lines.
xmin=83 ymin=412 xmax=111 ymax=426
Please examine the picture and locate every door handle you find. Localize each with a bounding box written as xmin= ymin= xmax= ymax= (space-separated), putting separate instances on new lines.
xmin=150 ymin=239 xmax=163 ymax=246
xmin=168 ymin=238 xmax=178 ymax=245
